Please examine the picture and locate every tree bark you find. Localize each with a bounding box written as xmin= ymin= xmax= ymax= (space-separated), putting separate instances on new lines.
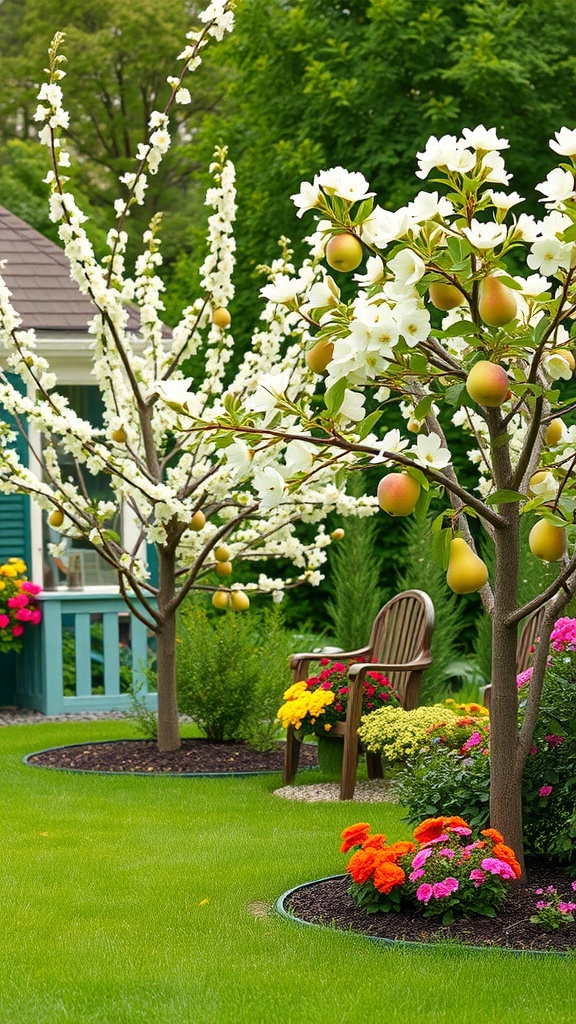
xmin=156 ymin=547 xmax=181 ymax=752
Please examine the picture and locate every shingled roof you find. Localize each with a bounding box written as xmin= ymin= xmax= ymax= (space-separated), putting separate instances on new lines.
xmin=0 ymin=206 xmax=142 ymax=333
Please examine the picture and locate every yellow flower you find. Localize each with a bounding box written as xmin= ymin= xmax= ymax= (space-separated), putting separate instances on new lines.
xmin=0 ymin=582 xmax=5 ymax=591
xmin=324 ymin=723 xmax=332 ymax=731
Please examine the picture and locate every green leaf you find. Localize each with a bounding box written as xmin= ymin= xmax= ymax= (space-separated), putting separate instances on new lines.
xmin=433 ymin=319 xmax=479 ymax=339
xmin=485 ymin=489 xmax=527 ymax=506
xmin=443 ymin=382 xmax=466 ymax=407
xmin=356 ymin=409 xmax=383 ymax=440
xmin=432 ymin=527 xmax=451 ymax=570
xmin=324 ymin=378 xmax=347 ymax=417
xmin=351 ymin=196 xmax=374 ymax=225
xmin=413 ymin=394 xmax=435 ymax=420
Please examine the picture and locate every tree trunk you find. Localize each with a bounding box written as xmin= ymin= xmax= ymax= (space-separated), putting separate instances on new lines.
xmin=156 ymin=547 xmax=181 ymax=752
xmin=489 ymin=515 xmax=526 ymax=874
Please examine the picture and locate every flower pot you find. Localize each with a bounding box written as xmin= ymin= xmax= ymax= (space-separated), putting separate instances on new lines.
xmin=316 ymin=733 xmax=344 ymax=779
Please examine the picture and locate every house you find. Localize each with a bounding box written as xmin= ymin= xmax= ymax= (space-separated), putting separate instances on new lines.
xmin=0 ymin=206 xmax=156 ymax=714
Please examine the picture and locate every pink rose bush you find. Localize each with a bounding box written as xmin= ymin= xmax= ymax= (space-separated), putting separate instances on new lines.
xmin=0 ymin=559 xmax=42 ymax=653
xmin=341 ymin=816 xmax=521 ymax=925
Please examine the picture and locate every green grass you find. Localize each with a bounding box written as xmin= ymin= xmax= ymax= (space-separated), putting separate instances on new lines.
xmin=1 ymin=720 xmax=574 ymax=1024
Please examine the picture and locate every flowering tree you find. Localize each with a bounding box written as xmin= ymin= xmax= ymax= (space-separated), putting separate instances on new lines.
xmin=0 ymin=2 xmax=376 ymax=751
xmin=181 ymin=126 xmax=576 ymax=870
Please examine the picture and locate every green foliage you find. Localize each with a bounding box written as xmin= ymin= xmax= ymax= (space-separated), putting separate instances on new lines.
xmin=176 ymin=599 xmax=294 ymax=747
xmin=395 ymin=740 xmax=492 ymax=829
xmin=396 ymin=509 xmax=463 ymax=704
xmin=123 ymin=668 xmax=158 ymax=741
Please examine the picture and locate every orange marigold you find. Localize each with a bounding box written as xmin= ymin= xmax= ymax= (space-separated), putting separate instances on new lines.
xmin=340 ymin=822 xmax=371 ymax=853
xmin=444 ymin=815 xmax=472 ymax=831
xmin=492 ymin=842 xmax=522 ymax=879
xmin=362 ymin=833 xmax=386 ymax=851
xmin=379 ymin=841 xmax=417 ymax=862
xmin=481 ymin=827 xmax=504 ymax=844
xmin=347 ymin=848 xmax=377 ymax=885
xmin=413 ymin=817 xmax=447 ymax=844
xmin=373 ymin=860 xmax=406 ymax=895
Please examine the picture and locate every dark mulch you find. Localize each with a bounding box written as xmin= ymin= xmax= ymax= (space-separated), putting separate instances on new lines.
xmin=284 ymin=865 xmax=576 ymax=954
xmin=26 ymin=737 xmax=318 ymax=775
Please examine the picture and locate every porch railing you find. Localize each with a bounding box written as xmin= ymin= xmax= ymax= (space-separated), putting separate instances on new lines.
xmin=15 ymin=591 xmax=158 ymax=716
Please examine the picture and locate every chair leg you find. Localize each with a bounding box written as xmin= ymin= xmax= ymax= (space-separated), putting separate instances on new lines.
xmin=366 ymin=750 xmax=383 ymax=779
xmin=340 ymin=675 xmax=364 ymax=800
xmin=283 ymin=725 xmax=301 ymax=785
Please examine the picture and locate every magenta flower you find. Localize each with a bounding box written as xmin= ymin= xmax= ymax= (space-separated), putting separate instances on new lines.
xmin=448 ymin=826 xmax=472 ymax=836
xmin=432 ymin=877 xmax=459 ymax=899
xmin=480 ymin=857 xmax=516 ymax=879
xmin=516 ymin=667 xmax=533 ymax=687
xmin=461 ymin=731 xmax=483 ymax=752
xmin=410 ymin=869 xmax=425 ymax=881
xmin=15 ymin=608 xmax=32 ymax=622
xmin=30 ymin=609 xmax=42 ymax=625
xmin=412 ymin=847 xmax=433 ymax=870
xmin=571 ymin=881 xmax=576 ymax=892
xmin=469 ymin=868 xmax=486 ymax=887
xmin=559 ymin=902 xmax=576 ymax=914
xmin=438 ymin=848 xmax=455 ymax=858
xmin=7 ymin=594 xmax=29 ymax=608
xmin=12 ymin=624 xmax=24 ymax=637
xmin=0 ymin=614 xmax=10 ymax=628
xmin=539 ymin=785 xmax=553 ymax=797
xmin=550 ymin=617 xmax=576 ymax=651
xmin=545 ymin=734 xmax=564 ymax=747
xmin=416 ymin=883 xmax=434 ymax=904
xmin=21 ymin=581 xmax=42 ymax=595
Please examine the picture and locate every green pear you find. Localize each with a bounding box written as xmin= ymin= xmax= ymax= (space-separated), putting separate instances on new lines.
xmin=446 ymin=538 xmax=489 ymax=594
xmin=306 ymin=339 xmax=333 ymax=374
xmin=465 ymin=360 xmax=509 ymax=407
xmin=429 ymin=282 xmax=464 ymax=310
xmin=544 ymin=418 xmax=565 ymax=446
xmin=377 ymin=472 xmax=421 ymax=516
xmin=325 ymin=233 xmax=363 ymax=272
xmin=478 ymin=276 xmax=517 ymax=327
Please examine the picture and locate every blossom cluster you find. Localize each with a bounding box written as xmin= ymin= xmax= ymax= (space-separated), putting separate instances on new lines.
xmin=530 ymin=883 xmax=576 ymax=932
xmin=0 ymin=559 xmax=42 ymax=654
xmin=342 ymin=816 xmax=521 ymax=922
xmin=275 ymin=658 xmax=400 ymax=737
xmin=357 ymin=703 xmax=460 ymax=767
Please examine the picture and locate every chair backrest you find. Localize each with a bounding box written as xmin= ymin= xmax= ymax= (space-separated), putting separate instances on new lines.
xmin=516 ymin=605 xmax=546 ymax=674
xmin=366 ymin=589 xmax=435 ymax=706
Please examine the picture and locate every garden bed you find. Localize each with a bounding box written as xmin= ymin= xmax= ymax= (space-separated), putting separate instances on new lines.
xmin=281 ymin=864 xmax=576 ymax=954
xmin=25 ymin=738 xmax=319 ymax=775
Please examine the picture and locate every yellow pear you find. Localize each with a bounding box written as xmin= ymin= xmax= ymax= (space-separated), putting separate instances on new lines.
xmin=325 ymin=233 xmax=363 ymax=272
xmin=215 ymin=560 xmax=233 ymax=577
xmin=214 ymin=544 xmax=231 ymax=562
xmin=212 ymin=590 xmax=230 ymax=610
xmin=544 ymin=418 xmax=565 ymax=446
xmin=189 ymin=510 xmax=206 ymax=531
xmin=305 ymin=339 xmax=334 ymax=374
xmin=111 ymin=427 xmax=127 ymax=443
xmin=212 ymin=307 xmax=231 ymax=328
xmin=230 ymin=591 xmax=250 ymax=612
xmin=528 ymin=519 xmax=567 ymax=562
xmin=478 ymin=276 xmax=517 ymax=327
xmin=330 ymin=528 xmax=345 ymax=541
xmin=446 ymin=538 xmax=489 ymax=594
xmin=429 ymin=282 xmax=463 ymax=310
xmin=48 ymin=508 xmax=65 ymax=528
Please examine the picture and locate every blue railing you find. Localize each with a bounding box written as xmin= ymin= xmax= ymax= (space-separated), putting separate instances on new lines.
xmin=15 ymin=592 xmax=158 ymax=716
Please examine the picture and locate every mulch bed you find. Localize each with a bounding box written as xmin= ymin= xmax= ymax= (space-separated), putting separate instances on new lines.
xmin=25 ymin=737 xmax=319 ymax=774
xmin=284 ymin=864 xmax=576 ymax=954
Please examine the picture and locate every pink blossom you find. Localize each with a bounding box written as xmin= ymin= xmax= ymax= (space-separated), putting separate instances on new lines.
xmin=550 ymin=617 xmax=576 ymax=651
xmin=558 ymin=902 xmax=576 ymax=914
xmin=461 ymin=731 xmax=483 ymax=752
xmin=15 ymin=608 xmax=32 ymax=622
xmin=571 ymin=881 xmax=576 ymax=892
xmin=12 ymin=624 xmax=24 ymax=637
xmin=21 ymin=581 xmax=42 ymax=594
xmin=410 ymin=869 xmax=425 ymax=881
xmin=481 ymin=857 xmax=516 ymax=879
xmin=536 ymin=900 xmax=551 ymax=910
xmin=30 ymin=609 xmax=42 ymax=625
xmin=530 ymin=746 xmax=538 ymax=755
xmin=412 ymin=847 xmax=433 ymax=870
xmin=516 ymin=667 xmax=533 ymax=687
xmin=469 ymin=868 xmax=486 ymax=887
xmin=432 ymin=877 xmax=459 ymax=899
xmin=0 ymin=614 xmax=10 ymax=628
xmin=539 ymin=785 xmax=553 ymax=797
xmin=7 ymin=594 xmax=29 ymax=608
xmin=439 ymin=848 xmax=455 ymax=858
xmin=545 ymin=734 xmax=564 ymax=747
xmin=416 ymin=883 xmax=434 ymax=904
xmin=448 ymin=826 xmax=472 ymax=836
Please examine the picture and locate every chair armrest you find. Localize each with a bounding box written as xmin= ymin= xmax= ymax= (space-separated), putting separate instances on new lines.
xmin=289 ymin=646 xmax=371 ymax=680
xmin=347 ymin=656 xmax=432 ymax=681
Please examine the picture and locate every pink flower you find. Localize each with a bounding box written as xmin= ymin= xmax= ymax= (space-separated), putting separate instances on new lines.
xmin=30 ymin=609 xmax=42 ymax=625
xmin=469 ymin=868 xmax=486 ymax=887
xmin=0 ymin=614 xmax=10 ymax=628
xmin=439 ymin=848 xmax=455 ymax=858
xmin=16 ymin=608 xmax=32 ymax=622
xmin=516 ymin=667 xmax=533 ymax=687
xmin=558 ymin=902 xmax=576 ymax=914
xmin=539 ymin=785 xmax=553 ymax=797
xmin=480 ymin=857 xmax=516 ymax=879
xmin=461 ymin=731 xmax=483 ymax=752
xmin=550 ymin=617 xmax=576 ymax=651
xmin=21 ymin=581 xmax=42 ymax=595
xmin=545 ymin=734 xmax=564 ymax=747
xmin=448 ymin=826 xmax=472 ymax=836
xmin=412 ymin=847 xmax=433 ymax=870
xmin=432 ymin=877 xmax=459 ymax=899
xmin=410 ymin=869 xmax=425 ymax=881
xmin=7 ymin=594 xmax=29 ymax=608
xmin=536 ymin=900 xmax=551 ymax=910
xmin=12 ymin=624 xmax=24 ymax=637
xmin=416 ymin=883 xmax=434 ymax=904
xmin=571 ymin=881 xmax=576 ymax=892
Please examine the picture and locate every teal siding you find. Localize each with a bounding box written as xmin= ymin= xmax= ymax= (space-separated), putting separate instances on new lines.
xmin=0 ymin=372 xmax=31 ymax=568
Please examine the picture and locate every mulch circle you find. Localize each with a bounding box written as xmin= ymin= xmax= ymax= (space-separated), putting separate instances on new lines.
xmin=24 ymin=737 xmax=319 ymax=776
xmin=280 ymin=865 xmax=576 ymax=955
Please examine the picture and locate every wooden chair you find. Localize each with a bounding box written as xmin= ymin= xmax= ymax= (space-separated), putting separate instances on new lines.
xmin=283 ymin=589 xmax=435 ymax=800
xmin=482 ymin=604 xmax=547 ymax=711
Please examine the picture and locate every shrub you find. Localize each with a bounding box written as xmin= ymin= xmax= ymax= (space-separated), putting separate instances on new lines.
xmin=176 ymin=600 xmax=294 ymax=747
xmin=357 ymin=703 xmax=457 ymax=769
xmin=395 ymin=740 xmax=491 ymax=829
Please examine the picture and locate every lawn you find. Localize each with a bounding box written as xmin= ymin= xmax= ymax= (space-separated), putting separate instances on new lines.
xmin=1 ymin=719 xmax=574 ymax=1024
